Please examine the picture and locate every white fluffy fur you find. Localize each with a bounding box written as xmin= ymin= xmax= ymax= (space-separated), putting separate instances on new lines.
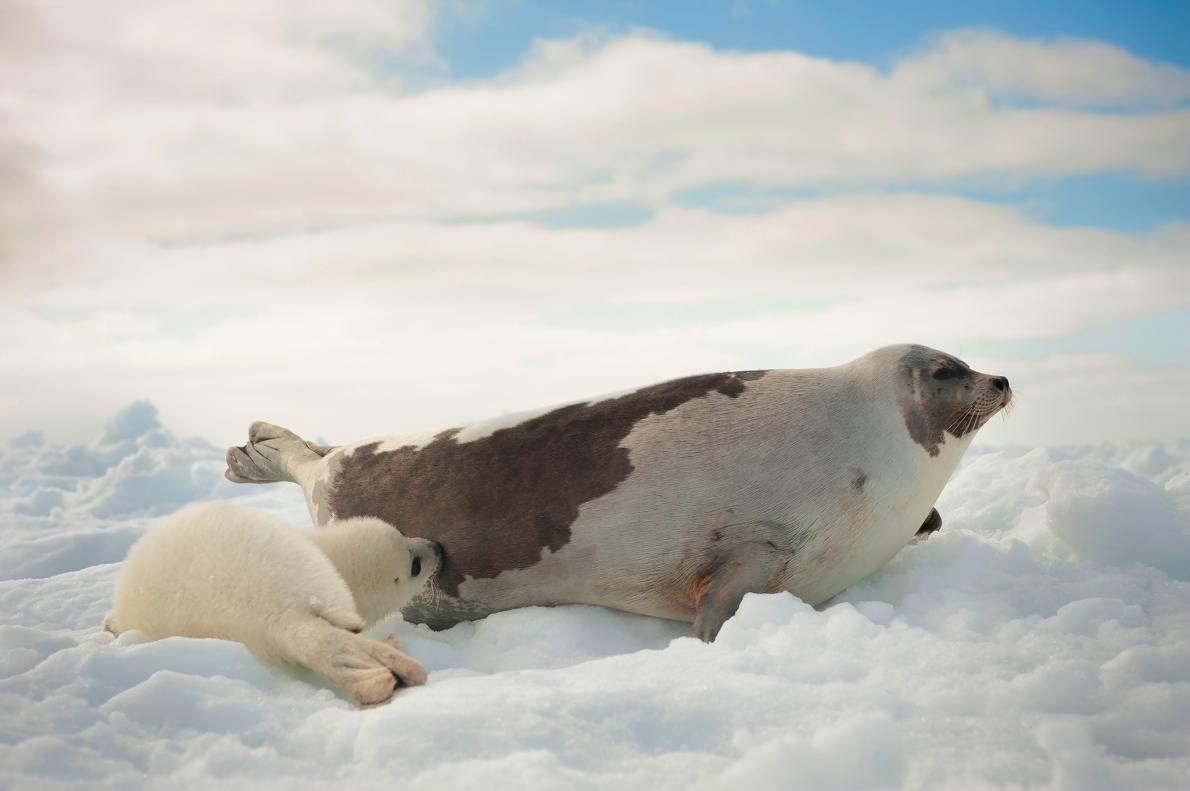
xmin=105 ymin=501 xmax=440 ymax=706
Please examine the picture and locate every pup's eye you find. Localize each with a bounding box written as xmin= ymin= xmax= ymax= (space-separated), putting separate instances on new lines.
xmin=393 ymin=577 xmax=400 ymax=584
xmin=933 ymin=368 xmax=956 ymax=380
xmin=411 ymin=556 xmax=422 ymax=578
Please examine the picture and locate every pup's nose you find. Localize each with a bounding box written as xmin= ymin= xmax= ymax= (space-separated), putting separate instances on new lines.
xmin=993 ymin=376 xmax=1010 ymax=391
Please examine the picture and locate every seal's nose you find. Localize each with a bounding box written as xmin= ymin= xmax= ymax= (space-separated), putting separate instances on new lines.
xmin=993 ymin=376 xmax=1010 ymax=391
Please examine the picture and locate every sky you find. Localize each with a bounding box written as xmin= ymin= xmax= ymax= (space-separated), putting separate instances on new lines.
xmin=1 ymin=0 xmax=1188 ymax=448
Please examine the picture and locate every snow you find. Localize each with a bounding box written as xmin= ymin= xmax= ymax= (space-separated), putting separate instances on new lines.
xmin=2 ymin=405 xmax=1189 ymax=789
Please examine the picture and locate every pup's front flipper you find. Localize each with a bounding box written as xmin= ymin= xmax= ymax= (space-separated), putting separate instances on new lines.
xmin=276 ymin=616 xmax=427 ymax=706
xmin=329 ymin=636 xmax=427 ymax=707
xmin=693 ymin=540 xmax=786 ymax=642
xmin=309 ymin=599 xmax=365 ymax=633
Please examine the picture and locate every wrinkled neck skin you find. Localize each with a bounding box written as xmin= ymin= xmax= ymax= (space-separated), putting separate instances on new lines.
xmin=305 ymin=520 xmax=406 ymax=624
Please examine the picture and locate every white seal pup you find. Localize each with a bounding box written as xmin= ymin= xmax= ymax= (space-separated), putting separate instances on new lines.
xmin=104 ymin=501 xmax=443 ymax=706
xmin=226 ymin=344 xmax=1011 ymax=641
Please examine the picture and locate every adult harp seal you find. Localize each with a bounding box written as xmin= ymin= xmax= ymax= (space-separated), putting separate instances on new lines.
xmin=227 ymin=344 xmax=1011 ymax=641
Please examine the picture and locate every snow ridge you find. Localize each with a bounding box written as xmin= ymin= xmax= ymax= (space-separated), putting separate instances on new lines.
xmin=2 ymin=403 xmax=1189 ymax=789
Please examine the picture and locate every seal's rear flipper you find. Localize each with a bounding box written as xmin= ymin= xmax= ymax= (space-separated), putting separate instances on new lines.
xmin=225 ymin=421 xmax=325 ymax=485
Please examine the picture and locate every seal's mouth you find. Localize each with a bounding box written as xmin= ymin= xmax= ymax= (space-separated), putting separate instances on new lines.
xmin=947 ymin=375 xmax=1013 ymax=436
xmin=995 ymin=375 xmax=1014 ymax=414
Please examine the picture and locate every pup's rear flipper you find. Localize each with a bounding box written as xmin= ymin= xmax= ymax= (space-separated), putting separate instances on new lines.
xmin=225 ymin=421 xmax=327 ymax=484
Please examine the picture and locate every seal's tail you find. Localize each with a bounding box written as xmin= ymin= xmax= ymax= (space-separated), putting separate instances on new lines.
xmin=225 ymin=421 xmax=331 ymax=484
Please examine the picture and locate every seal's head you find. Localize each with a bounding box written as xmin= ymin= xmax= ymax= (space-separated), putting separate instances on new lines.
xmin=878 ymin=344 xmax=1012 ymax=456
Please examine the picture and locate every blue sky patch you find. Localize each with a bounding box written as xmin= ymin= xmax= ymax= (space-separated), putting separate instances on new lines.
xmin=435 ymin=0 xmax=1190 ymax=80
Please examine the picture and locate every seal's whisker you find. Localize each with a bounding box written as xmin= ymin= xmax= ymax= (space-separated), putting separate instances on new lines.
xmin=958 ymin=412 xmax=973 ymax=436
xmin=946 ymin=405 xmax=985 ymax=437
xmin=945 ymin=405 xmax=972 ymax=429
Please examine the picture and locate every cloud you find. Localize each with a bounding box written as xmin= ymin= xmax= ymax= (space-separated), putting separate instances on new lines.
xmin=894 ymin=29 xmax=1190 ymax=108
xmin=1 ymin=7 xmax=1187 ymax=444
xmin=970 ymin=354 xmax=1190 ymax=446
xmin=1 ymin=193 xmax=1186 ymax=445
xmin=0 ymin=0 xmax=436 ymax=269
xmin=2 ymin=17 xmax=1189 ymax=252
xmin=1 ymin=0 xmax=436 ymax=101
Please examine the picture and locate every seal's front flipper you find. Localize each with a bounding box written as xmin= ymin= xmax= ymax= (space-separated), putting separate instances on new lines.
xmin=915 ymin=507 xmax=942 ymax=538
xmin=225 ymin=421 xmax=322 ymax=485
xmin=693 ymin=541 xmax=785 ymax=642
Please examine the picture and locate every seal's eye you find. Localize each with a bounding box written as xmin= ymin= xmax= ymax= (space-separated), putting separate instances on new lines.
xmin=411 ymin=556 xmax=422 ymax=578
xmin=933 ymin=368 xmax=957 ymax=380
xmin=393 ymin=577 xmax=400 ymax=585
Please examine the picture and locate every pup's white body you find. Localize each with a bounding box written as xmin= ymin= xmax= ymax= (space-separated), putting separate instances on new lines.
xmin=105 ymin=502 xmax=441 ymax=705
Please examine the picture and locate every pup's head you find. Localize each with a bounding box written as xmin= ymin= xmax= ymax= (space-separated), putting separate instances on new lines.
xmin=322 ymin=516 xmax=443 ymax=624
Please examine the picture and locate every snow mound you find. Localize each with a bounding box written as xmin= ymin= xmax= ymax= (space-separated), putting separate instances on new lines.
xmin=1 ymin=401 xmax=240 ymax=524
xmin=2 ymin=404 xmax=1190 ymax=788
xmin=939 ymin=447 xmax=1190 ymax=580
xmin=1041 ymin=463 xmax=1190 ymax=580
xmin=0 ymin=528 xmax=144 ymax=582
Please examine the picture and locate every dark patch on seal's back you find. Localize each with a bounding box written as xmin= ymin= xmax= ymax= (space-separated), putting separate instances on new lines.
xmin=327 ymin=370 xmax=770 ymax=597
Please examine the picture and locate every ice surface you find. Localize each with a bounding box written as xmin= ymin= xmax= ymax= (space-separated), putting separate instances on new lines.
xmin=2 ymin=405 xmax=1189 ymax=789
